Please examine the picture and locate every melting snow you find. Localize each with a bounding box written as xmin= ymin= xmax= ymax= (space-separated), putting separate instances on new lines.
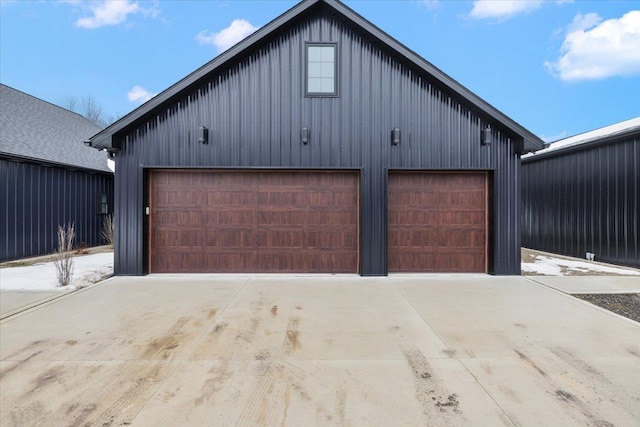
xmin=522 ymin=255 xmax=640 ymax=276
xmin=0 ymin=252 xmax=113 ymax=291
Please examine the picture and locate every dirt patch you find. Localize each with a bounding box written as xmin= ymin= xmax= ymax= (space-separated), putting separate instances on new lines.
xmin=574 ymin=293 xmax=640 ymax=323
xmin=403 ymin=348 xmax=462 ymax=418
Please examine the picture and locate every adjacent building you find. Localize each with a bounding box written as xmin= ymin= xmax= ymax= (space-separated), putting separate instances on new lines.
xmin=1 ymin=84 xmax=114 ymax=262
xmin=522 ymin=117 xmax=640 ymax=269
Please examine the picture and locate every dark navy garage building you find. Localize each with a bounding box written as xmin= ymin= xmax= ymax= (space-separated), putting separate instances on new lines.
xmin=522 ymin=118 xmax=639 ymax=269
xmin=89 ymin=0 xmax=543 ymax=276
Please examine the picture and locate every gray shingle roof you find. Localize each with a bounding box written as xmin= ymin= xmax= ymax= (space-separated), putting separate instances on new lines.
xmin=0 ymin=84 xmax=111 ymax=173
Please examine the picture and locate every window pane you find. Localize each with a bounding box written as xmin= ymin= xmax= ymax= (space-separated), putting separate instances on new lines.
xmin=321 ymin=46 xmax=335 ymax=62
xmin=308 ymin=62 xmax=323 ymax=78
xmin=321 ymin=63 xmax=334 ymax=78
xmin=308 ymin=78 xmax=323 ymax=93
xmin=321 ymin=78 xmax=335 ymax=93
xmin=308 ymin=46 xmax=323 ymax=62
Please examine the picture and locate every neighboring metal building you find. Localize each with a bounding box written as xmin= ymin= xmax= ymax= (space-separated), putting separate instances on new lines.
xmin=89 ymin=0 xmax=543 ymax=276
xmin=522 ymin=117 xmax=640 ymax=269
xmin=0 ymin=84 xmax=114 ymax=262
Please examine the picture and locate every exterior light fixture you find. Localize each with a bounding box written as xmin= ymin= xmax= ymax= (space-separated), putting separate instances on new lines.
xmin=391 ymin=128 xmax=401 ymax=145
xmin=198 ymin=126 xmax=209 ymax=144
xmin=301 ymin=126 xmax=309 ymax=145
xmin=481 ymin=125 xmax=491 ymax=146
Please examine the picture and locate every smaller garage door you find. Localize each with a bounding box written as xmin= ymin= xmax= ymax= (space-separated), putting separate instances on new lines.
xmin=149 ymin=170 xmax=359 ymax=273
xmin=388 ymin=172 xmax=488 ymax=273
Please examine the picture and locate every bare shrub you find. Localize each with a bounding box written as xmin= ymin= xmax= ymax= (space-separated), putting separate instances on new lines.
xmin=101 ymin=214 xmax=114 ymax=246
xmin=52 ymin=222 xmax=75 ymax=287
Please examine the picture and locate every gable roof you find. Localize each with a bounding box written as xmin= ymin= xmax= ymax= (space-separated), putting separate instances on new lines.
xmin=0 ymin=84 xmax=111 ymax=173
xmin=90 ymin=0 xmax=544 ymax=153
xmin=522 ymin=116 xmax=640 ymax=162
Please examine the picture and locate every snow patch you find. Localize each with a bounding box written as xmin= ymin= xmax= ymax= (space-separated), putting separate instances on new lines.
xmin=0 ymin=252 xmax=113 ymax=291
xmin=522 ymin=255 xmax=640 ymax=276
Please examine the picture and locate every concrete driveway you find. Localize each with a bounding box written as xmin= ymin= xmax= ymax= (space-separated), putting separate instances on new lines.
xmin=1 ymin=275 xmax=638 ymax=426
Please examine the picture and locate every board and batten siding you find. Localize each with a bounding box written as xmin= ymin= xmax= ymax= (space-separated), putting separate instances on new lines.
xmin=522 ymin=134 xmax=639 ymax=269
xmin=0 ymin=157 xmax=114 ymax=261
xmin=112 ymin=12 xmax=523 ymax=276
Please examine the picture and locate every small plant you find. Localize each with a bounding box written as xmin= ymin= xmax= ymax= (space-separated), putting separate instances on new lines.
xmin=101 ymin=214 xmax=114 ymax=246
xmin=52 ymin=222 xmax=75 ymax=287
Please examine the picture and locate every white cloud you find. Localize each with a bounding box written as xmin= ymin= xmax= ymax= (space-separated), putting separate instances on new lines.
xmin=469 ymin=0 xmax=544 ymax=20
xmin=127 ymin=85 xmax=157 ymax=104
xmin=545 ymin=10 xmax=640 ymax=81
xmin=72 ymin=0 xmax=159 ymax=29
xmin=468 ymin=1 xmax=573 ymax=21
xmin=195 ymin=19 xmax=258 ymax=53
xmin=421 ymin=0 xmax=439 ymax=10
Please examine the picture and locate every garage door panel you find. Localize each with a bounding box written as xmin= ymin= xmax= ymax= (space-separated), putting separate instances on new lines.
xmin=388 ymin=229 xmax=438 ymax=248
xmin=207 ymin=229 xmax=255 ymax=248
xmin=306 ymin=211 xmax=355 ymax=226
xmin=205 ymin=253 xmax=258 ymax=272
xmin=153 ymin=228 xmax=203 ymax=246
xmin=308 ymin=252 xmax=358 ymax=271
xmin=256 ymin=230 xmax=305 ymax=248
xmin=258 ymin=192 xmax=307 ymax=207
xmin=390 ymin=210 xmax=439 ymax=226
xmin=150 ymin=170 xmax=358 ymax=273
xmin=257 ymin=211 xmax=306 ymax=226
xmin=307 ymin=230 xmax=357 ymax=249
xmin=208 ymin=191 xmax=256 ymax=206
xmin=388 ymin=172 xmax=487 ymax=273
xmin=207 ymin=211 xmax=255 ymax=226
xmin=152 ymin=252 xmax=205 ymax=272
xmin=440 ymin=211 xmax=485 ymax=225
xmin=257 ymin=252 xmax=306 ymax=271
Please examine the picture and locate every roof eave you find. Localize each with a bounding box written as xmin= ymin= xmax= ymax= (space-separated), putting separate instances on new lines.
xmin=522 ymin=127 xmax=640 ymax=162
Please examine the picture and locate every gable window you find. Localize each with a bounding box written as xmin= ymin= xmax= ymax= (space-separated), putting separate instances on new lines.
xmin=306 ymin=43 xmax=337 ymax=96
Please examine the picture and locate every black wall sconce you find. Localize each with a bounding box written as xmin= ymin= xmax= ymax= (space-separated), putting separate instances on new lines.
xmin=198 ymin=126 xmax=209 ymax=144
xmin=301 ymin=126 xmax=309 ymax=145
xmin=391 ymin=128 xmax=401 ymax=145
xmin=481 ymin=125 xmax=491 ymax=146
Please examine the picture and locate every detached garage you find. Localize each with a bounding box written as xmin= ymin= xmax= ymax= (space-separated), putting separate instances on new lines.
xmin=89 ymin=0 xmax=543 ymax=276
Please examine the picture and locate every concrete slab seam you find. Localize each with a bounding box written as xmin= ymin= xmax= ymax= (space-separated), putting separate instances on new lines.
xmin=0 ymin=275 xmax=118 ymax=323
xmin=523 ymin=277 xmax=640 ymax=327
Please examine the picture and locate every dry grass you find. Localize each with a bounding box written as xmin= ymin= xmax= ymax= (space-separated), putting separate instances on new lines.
xmin=51 ymin=223 xmax=75 ymax=287
xmin=101 ymin=214 xmax=114 ymax=246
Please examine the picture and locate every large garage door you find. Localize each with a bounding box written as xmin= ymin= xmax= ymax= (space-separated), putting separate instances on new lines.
xmin=388 ymin=172 xmax=488 ymax=273
xmin=149 ymin=170 xmax=359 ymax=273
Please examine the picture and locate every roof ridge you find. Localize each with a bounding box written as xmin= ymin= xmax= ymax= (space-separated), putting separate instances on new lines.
xmin=0 ymin=83 xmax=97 ymax=125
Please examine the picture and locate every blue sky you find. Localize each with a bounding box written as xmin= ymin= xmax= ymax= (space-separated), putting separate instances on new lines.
xmin=1 ymin=0 xmax=639 ymax=142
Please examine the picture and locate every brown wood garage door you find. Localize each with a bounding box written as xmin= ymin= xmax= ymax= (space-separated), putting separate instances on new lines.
xmin=149 ymin=170 xmax=359 ymax=273
xmin=388 ymin=172 xmax=488 ymax=273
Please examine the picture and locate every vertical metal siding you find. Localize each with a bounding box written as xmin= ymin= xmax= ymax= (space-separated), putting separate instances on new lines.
xmin=522 ymin=134 xmax=639 ymax=269
xmin=113 ymin=12 xmax=523 ymax=275
xmin=0 ymin=157 xmax=114 ymax=262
